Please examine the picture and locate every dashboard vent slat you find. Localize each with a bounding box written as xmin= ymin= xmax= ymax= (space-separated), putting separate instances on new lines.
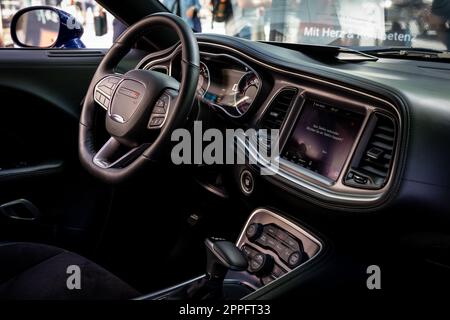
xmin=259 ymin=88 xmax=298 ymax=130
xmin=346 ymin=113 xmax=396 ymax=189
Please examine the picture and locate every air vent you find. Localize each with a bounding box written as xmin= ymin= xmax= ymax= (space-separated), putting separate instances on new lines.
xmin=345 ymin=113 xmax=396 ymax=189
xmin=259 ymin=88 xmax=298 ymax=130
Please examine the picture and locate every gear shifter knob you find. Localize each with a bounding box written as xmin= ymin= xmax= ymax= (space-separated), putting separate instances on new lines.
xmin=205 ymin=238 xmax=248 ymax=280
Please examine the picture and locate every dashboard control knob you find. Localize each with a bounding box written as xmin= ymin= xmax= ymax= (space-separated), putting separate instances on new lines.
xmin=240 ymin=170 xmax=254 ymax=195
xmin=287 ymin=250 xmax=307 ymax=268
xmin=249 ymin=252 xmax=274 ymax=276
xmin=246 ymin=223 xmax=263 ymax=241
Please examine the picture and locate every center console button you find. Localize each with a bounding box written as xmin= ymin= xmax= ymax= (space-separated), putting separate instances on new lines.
xmin=279 ymin=245 xmax=293 ymax=263
xmin=266 ymin=225 xmax=278 ymax=237
xmin=288 ymin=251 xmax=307 ymax=268
xmin=248 ymin=253 xmax=274 ymax=276
xmin=266 ymin=236 xmax=277 ymax=248
xmin=272 ymin=264 xmax=286 ymax=278
xmin=245 ymin=223 xmax=263 ymax=241
xmin=276 ymin=229 xmax=287 ymax=241
xmin=258 ymin=233 xmax=268 ymax=245
xmin=285 ymin=236 xmax=299 ymax=250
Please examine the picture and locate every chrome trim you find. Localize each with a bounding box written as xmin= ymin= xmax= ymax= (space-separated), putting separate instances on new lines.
xmin=239 ymin=169 xmax=254 ymax=195
xmin=198 ymin=52 xmax=262 ymax=118
xmin=93 ymin=139 xmax=149 ymax=169
xmin=236 ymin=208 xmax=323 ymax=299
xmin=139 ymin=47 xmax=262 ymax=119
xmin=134 ymin=275 xmax=257 ymax=300
xmin=198 ymin=44 xmax=399 ymax=204
xmin=136 ymin=41 xmax=402 ymax=205
xmin=197 ymin=61 xmax=210 ymax=99
xmin=134 ymin=274 xmax=205 ymax=300
xmin=139 ymin=47 xmax=179 ymax=74
xmin=135 ymin=208 xmax=322 ymax=300
xmin=149 ymin=64 xmax=169 ymax=74
xmin=110 ymin=114 xmax=125 ymax=123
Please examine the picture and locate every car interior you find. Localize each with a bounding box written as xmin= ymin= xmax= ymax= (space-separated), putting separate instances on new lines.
xmin=0 ymin=0 xmax=449 ymax=300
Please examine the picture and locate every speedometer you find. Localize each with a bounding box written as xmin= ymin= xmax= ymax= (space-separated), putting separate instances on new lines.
xmin=196 ymin=62 xmax=210 ymax=98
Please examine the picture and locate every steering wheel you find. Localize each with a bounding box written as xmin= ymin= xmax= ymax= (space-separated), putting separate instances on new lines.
xmin=79 ymin=13 xmax=199 ymax=184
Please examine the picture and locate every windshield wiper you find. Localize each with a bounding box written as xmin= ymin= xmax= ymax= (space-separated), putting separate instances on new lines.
xmin=361 ymin=47 xmax=450 ymax=60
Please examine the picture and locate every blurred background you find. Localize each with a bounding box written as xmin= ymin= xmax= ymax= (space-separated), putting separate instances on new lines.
xmin=1 ymin=0 xmax=449 ymax=50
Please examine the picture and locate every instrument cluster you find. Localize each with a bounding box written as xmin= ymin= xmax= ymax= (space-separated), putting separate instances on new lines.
xmin=196 ymin=53 xmax=261 ymax=118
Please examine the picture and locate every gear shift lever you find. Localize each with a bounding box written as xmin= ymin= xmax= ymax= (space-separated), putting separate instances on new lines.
xmin=183 ymin=237 xmax=248 ymax=300
xmin=205 ymin=237 xmax=248 ymax=280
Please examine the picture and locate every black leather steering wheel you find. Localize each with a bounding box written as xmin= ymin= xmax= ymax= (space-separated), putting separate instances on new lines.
xmin=79 ymin=13 xmax=199 ymax=184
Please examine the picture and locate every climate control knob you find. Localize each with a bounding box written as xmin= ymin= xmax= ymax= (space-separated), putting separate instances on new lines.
xmin=245 ymin=223 xmax=263 ymax=241
xmin=248 ymin=252 xmax=274 ymax=276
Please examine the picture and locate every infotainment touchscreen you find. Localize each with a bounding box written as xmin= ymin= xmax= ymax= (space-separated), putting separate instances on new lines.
xmin=282 ymin=99 xmax=365 ymax=181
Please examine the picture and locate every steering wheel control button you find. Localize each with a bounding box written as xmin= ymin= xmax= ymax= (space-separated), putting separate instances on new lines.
xmin=148 ymin=93 xmax=170 ymax=129
xmin=94 ymin=76 xmax=123 ymax=110
xmin=240 ymin=170 xmax=254 ymax=195
xmin=246 ymin=223 xmax=263 ymax=241
xmin=148 ymin=116 xmax=165 ymax=128
xmin=153 ymin=106 xmax=166 ymax=114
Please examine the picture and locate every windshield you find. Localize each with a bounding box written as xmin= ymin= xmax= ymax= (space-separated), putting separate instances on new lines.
xmin=158 ymin=0 xmax=450 ymax=51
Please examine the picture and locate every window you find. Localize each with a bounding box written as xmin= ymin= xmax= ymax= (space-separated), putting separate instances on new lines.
xmin=159 ymin=0 xmax=450 ymax=51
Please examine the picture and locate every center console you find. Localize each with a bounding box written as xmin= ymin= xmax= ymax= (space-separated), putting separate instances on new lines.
xmin=137 ymin=208 xmax=322 ymax=300
xmin=227 ymin=208 xmax=322 ymax=291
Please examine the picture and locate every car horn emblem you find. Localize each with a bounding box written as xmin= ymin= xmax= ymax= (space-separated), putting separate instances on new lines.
xmin=110 ymin=114 xmax=125 ymax=123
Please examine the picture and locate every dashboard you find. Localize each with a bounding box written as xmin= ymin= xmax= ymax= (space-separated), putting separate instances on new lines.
xmin=135 ymin=34 xmax=450 ymax=213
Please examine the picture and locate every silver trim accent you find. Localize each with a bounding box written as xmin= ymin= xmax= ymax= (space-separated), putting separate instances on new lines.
xmin=136 ymin=41 xmax=402 ymax=205
xmin=110 ymin=114 xmax=125 ymax=123
xmin=240 ymin=169 xmax=254 ymax=195
xmin=198 ymin=52 xmax=262 ymax=118
xmin=92 ymin=138 xmax=148 ymax=169
xmin=140 ymin=48 xmax=262 ymax=119
xmin=197 ymin=61 xmax=210 ymax=99
xmin=139 ymin=48 xmax=178 ymax=74
xmin=134 ymin=274 xmax=205 ymax=300
xmin=237 ymin=208 xmax=323 ymax=299
xmin=149 ymin=64 xmax=169 ymax=74
xmin=135 ymin=208 xmax=322 ymax=300
xmin=134 ymin=275 xmax=257 ymax=300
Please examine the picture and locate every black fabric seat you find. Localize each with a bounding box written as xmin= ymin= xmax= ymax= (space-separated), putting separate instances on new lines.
xmin=0 ymin=242 xmax=139 ymax=300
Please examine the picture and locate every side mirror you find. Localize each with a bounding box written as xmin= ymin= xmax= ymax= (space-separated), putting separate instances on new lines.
xmin=11 ymin=6 xmax=85 ymax=49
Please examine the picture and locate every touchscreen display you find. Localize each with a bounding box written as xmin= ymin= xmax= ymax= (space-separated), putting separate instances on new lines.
xmin=282 ymin=100 xmax=365 ymax=181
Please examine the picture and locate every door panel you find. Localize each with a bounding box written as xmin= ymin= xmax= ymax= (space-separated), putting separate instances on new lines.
xmin=0 ymin=48 xmax=145 ymax=254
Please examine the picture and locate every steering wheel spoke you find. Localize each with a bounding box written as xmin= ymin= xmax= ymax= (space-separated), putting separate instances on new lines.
xmin=93 ymin=137 xmax=150 ymax=169
xmin=94 ymin=75 xmax=123 ymax=110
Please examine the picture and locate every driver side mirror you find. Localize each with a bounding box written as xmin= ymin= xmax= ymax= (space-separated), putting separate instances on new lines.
xmin=10 ymin=6 xmax=85 ymax=49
